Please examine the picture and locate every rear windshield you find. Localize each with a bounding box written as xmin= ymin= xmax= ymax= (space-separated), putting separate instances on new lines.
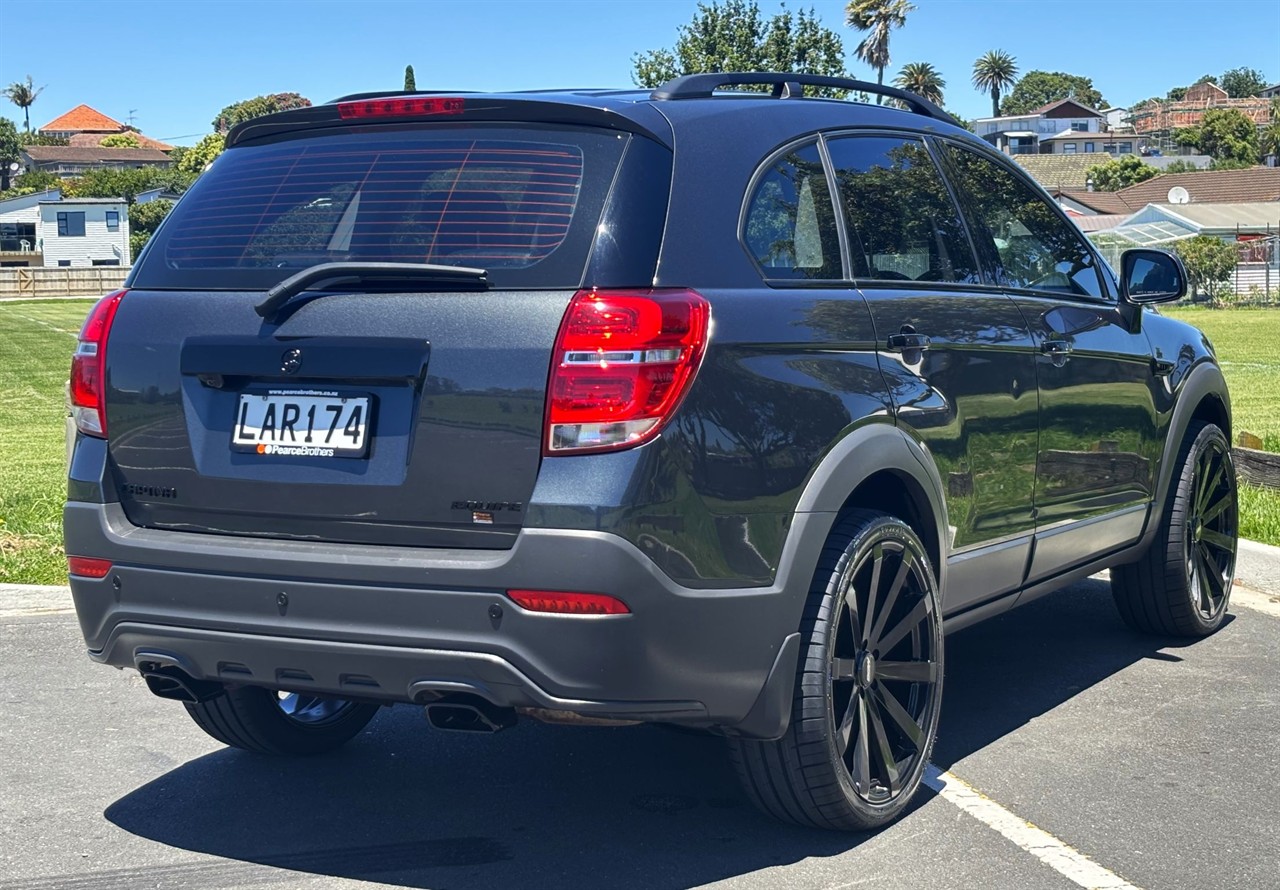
xmin=131 ymin=125 xmax=629 ymax=290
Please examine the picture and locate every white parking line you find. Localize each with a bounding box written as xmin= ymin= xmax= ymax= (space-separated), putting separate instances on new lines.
xmin=924 ymin=766 xmax=1141 ymax=890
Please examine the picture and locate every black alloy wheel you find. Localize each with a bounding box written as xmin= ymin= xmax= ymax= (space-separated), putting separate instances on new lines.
xmin=731 ymin=510 xmax=944 ymax=830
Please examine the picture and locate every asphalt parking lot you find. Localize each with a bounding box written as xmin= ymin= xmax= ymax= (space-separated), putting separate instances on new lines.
xmin=2 ymin=570 xmax=1278 ymax=890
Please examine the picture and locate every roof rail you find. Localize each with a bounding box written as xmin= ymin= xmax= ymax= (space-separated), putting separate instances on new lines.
xmin=649 ymin=72 xmax=955 ymax=124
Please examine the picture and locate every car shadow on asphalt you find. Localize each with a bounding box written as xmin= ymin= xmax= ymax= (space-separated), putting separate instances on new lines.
xmin=103 ymin=577 xmax=1219 ymax=889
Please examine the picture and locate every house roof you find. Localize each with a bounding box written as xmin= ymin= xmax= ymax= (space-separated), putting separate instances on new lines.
xmin=1145 ymin=201 xmax=1280 ymax=232
xmin=39 ymin=104 xmax=126 ymax=134
xmin=1013 ymin=154 xmax=1102 ymax=189
xmin=38 ymin=197 xmax=129 ymax=205
xmin=1030 ymin=98 xmax=1103 ymax=117
xmin=67 ymin=132 xmax=174 ymax=151
xmin=1071 ymin=213 xmax=1130 ymax=232
xmin=1040 ymin=130 xmax=1101 ymax=141
xmin=22 ymin=146 xmax=172 ymax=164
xmin=1054 ymin=189 xmax=1136 ymax=214
xmin=1115 ymin=167 xmax=1280 ymax=207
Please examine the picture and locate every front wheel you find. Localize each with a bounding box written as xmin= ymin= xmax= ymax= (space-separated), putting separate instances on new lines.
xmin=184 ymin=686 xmax=379 ymax=755
xmin=1112 ymin=421 xmax=1237 ymax=637
xmin=730 ymin=510 xmax=944 ymax=830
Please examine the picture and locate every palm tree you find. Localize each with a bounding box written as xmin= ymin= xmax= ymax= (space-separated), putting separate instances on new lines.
xmin=971 ymin=50 xmax=1018 ymax=118
xmin=845 ymin=0 xmax=915 ymax=103
xmin=3 ymin=75 xmax=45 ymax=133
xmin=894 ymin=62 xmax=945 ymax=106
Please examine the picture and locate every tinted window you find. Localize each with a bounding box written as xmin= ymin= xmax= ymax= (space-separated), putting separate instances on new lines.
xmin=57 ymin=212 xmax=86 ymax=237
xmin=133 ymin=126 xmax=629 ymax=290
xmin=743 ymin=142 xmax=841 ymax=280
xmin=942 ymin=143 xmax=1104 ymax=298
xmin=826 ymin=136 xmax=978 ymax=284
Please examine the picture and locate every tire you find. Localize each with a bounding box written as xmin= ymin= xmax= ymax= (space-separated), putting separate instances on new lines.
xmin=729 ymin=510 xmax=944 ymax=831
xmin=184 ymin=686 xmax=380 ymax=756
xmin=1113 ymin=421 xmax=1237 ymax=637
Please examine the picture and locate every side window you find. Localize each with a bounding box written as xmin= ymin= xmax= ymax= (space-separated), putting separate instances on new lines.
xmin=942 ymin=143 xmax=1104 ymax=298
xmin=743 ymin=142 xmax=841 ymax=280
xmin=824 ymin=136 xmax=979 ymax=284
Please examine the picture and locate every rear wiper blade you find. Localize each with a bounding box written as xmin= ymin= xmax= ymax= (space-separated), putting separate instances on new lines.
xmin=255 ymin=262 xmax=488 ymax=322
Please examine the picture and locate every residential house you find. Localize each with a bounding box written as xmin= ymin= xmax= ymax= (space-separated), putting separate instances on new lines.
xmin=0 ymin=191 xmax=129 ymax=267
xmin=20 ymin=146 xmax=172 ymax=178
xmin=39 ymin=104 xmax=173 ymax=151
xmin=975 ymin=98 xmax=1112 ymax=156
xmin=1053 ymin=166 xmax=1280 ymax=217
xmin=1129 ymin=82 xmax=1273 ymax=153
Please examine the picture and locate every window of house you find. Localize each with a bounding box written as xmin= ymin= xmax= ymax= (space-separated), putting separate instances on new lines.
xmin=56 ymin=212 xmax=86 ymax=237
xmin=0 ymin=222 xmax=36 ymax=252
xmin=743 ymin=141 xmax=841 ymax=279
xmin=1071 ymin=122 xmax=1088 ymax=132
xmin=105 ymin=211 xmax=119 ymax=231
xmin=825 ymin=136 xmax=979 ymax=284
xmin=1063 ymin=143 xmax=1077 ymax=154
xmin=1119 ymin=142 xmax=1133 ymax=154
xmin=57 ymin=260 xmax=71 ymax=267
xmin=92 ymin=259 xmax=121 ymax=266
xmin=1085 ymin=143 xmax=1096 ymax=153
xmin=939 ymin=143 xmax=1105 ymax=299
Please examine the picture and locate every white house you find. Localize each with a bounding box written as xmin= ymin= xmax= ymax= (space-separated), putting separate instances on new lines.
xmin=975 ymin=98 xmax=1114 ymax=156
xmin=0 ymin=189 xmax=60 ymax=267
xmin=38 ymin=198 xmax=130 ymax=267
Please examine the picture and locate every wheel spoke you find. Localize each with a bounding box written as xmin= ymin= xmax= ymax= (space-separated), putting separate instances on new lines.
xmin=1200 ymin=528 xmax=1236 ymax=554
xmin=875 ymin=596 xmax=930 ymax=655
xmin=870 ymin=550 xmax=914 ymax=646
xmin=852 ymin=693 xmax=871 ymax=793
xmin=1200 ymin=490 xmax=1233 ymax=526
xmin=860 ymin=545 xmax=885 ymax=645
xmin=876 ymin=659 xmax=937 ymax=684
xmin=832 ymin=657 xmax=857 ymax=681
xmin=1193 ymin=448 xmax=1213 ymax=511
xmin=843 ymin=586 xmax=863 ymax=648
xmin=1197 ymin=455 xmax=1226 ymax=516
xmin=837 ymin=688 xmax=859 ymax=753
xmin=1197 ymin=546 xmax=1227 ymax=602
xmin=867 ymin=700 xmax=900 ymax=795
xmin=873 ymin=683 xmax=924 ymax=748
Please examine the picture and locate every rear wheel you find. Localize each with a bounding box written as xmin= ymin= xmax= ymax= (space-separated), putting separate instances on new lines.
xmin=184 ymin=686 xmax=379 ymax=755
xmin=730 ymin=510 xmax=943 ymax=830
xmin=1113 ymin=421 xmax=1237 ymax=637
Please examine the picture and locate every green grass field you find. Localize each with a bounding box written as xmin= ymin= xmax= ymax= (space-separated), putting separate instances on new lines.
xmin=0 ymin=300 xmax=1276 ymax=586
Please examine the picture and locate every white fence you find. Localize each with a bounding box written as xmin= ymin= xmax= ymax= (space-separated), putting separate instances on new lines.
xmin=0 ymin=267 xmax=129 ymax=299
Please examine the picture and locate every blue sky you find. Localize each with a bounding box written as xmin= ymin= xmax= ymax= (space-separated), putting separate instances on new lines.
xmin=2 ymin=0 xmax=1277 ymax=145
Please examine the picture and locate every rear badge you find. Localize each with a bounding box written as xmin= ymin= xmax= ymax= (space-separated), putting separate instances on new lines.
xmin=452 ymin=500 xmax=523 ymax=525
xmin=281 ymin=349 xmax=303 ymax=374
xmin=472 ymin=511 xmax=494 ymax=525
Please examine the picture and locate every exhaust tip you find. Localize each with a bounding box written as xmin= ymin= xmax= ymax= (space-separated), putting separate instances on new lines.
xmin=424 ymin=694 xmax=517 ymax=733
xmin=139 ymin=664 xmax=223 ymax=704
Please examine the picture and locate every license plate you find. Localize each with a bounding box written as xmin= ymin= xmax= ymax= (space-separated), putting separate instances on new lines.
xmin=232 ymin=390 xmax=371 ymax=458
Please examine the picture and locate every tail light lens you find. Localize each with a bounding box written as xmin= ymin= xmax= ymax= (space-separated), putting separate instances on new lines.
xmin=67 ymin=556 xmax=113 ymax=578
xmin=546 ymin=288 xmax=709 ymax=455
xmin=70 ymin=290 xmax=126 ymax=438
xmin=508 ymin=590 xmax=630 ymax=615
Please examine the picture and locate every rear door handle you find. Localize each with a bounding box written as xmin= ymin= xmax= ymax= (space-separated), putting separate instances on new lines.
xmin=1041 ymin=339 xmax=1072 ymax=365
xmin=886 ymin=333 xmax=932 ymax=352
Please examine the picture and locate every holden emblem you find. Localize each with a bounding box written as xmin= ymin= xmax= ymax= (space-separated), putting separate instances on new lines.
xmin=281 ymin=348 xmax=303 ymax=374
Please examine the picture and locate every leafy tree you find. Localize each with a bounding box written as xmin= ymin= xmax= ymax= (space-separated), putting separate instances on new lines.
xmin=0 ymin=118 xmax=20 ymax=190
xmin=971 ymin=49 xmax=1017 ymax=118
xmin=1 ymin=168 xmax=59 ymax=196
xmin=404 ymin=65 xmax=416 ymax=91
xmin=632 ymin=1 xmax=849 ymax=97
xmin=3 ymin=75 xmax=44 ymax=132
xmin=1260 ymin=116 xmax=1280 ymax=160
xmin=1166 ymin=87 xmax=1188 ymax=101
xmin=1159 ymin=159 xmax=1201 ymax=174
xmin=176 ymin=133 xmax=226 ymax=175
xmin=845 ymin=0 xmax=914 ymax=101
xmin=1175 ymin=235 xmax=1238 ymax=307
xmin=893 ymin=61 xmax=944 ymax=106
xmin=212 ymin=92 xmax=311 ymax=132
xmin=1219 ymin=66 xmax=1268 ymax=99
xmin=1208 ymin=157 xmax=1255 ymax=171
xmin=1195 ymin=74 xmax=1218 ymax=85
xmin=1000 ymin=70 xmax=1104 ymax=116
xmin=1085 ymin=155 xmax=1158 ymax=191
xmin=1176 ymin=107 xmax=1259 ymax=164
xmin=63 ymin=167 xmax=161 ymax=204
xmin=128 ymin=198 xmax=174 ymax=258
xmin=99 ymin=132 xmax=141 ymax=148
xmin=19 ymin=131 xmax=68 ymax=146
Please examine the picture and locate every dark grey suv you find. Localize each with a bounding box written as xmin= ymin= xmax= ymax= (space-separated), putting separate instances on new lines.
xmin=64 ymin=73 xmax=1237 ymax=830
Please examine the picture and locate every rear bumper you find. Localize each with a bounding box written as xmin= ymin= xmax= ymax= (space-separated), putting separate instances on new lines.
xmin=65 ymin=501 xmax=829 ymax=734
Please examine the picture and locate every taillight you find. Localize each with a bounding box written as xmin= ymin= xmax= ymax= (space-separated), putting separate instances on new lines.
xmin=67 ymin=556 xmax=113 ymax=578
xmin=337 ymin=97 xmax=465 ymax=119
xmin=70 ymin=290 xmax=126 ymax=438
xmin=508 ymin=590 xmax=630 ymax=615
xmin=546 ymin=288 xmax=709 ymax=455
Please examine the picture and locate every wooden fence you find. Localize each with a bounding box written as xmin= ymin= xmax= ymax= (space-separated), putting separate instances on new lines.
xmin=0 ymin=267 xmax=129 ymax=299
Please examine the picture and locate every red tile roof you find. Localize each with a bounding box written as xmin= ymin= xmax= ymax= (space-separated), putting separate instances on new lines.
xmin=67 ymin=132 xmax=174 ymax=151
xmin=1053 ymin=189 xmax=1136 ymax=214
xmin=22 ymin=146 xmax=172 ymax=164
xmin=1115 ymin=167 xmax=1280 ymax=207
xmin=40 ymin=104 xmax=126 ymax=134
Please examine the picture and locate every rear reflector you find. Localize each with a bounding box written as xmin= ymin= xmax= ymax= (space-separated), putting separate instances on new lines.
xmin=508 ymin=590 xmax=630 ymax=615
xmin=68 ymin=556 xmax=113 ymax=579
xmin=337 ymin=97 xmax=466 ymax=119
xmin=546 ymin=289 xmax=709 ymax=455
xmin=70 ymin=290 xmax=127 ymax=438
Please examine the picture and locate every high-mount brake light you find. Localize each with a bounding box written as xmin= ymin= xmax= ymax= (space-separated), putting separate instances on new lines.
xmin=508 ymin=590 xmax=631 ymax=616
xmin=545 ymin=289 xmax=709 ymax=455
xmin=70 ymin=290 xmax=127 ymax=439
xmin=337 ymin=97 xmax=466 ymax=119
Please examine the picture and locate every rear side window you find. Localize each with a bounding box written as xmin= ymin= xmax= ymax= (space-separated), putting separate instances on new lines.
xmin=132 ymin=126 xmax=629 ymax=290
xmin=743 ymin=142 xmax=842 ymax=280
xmin=941 ymin=143 xmax=1105 ymax=298
xmin=826 ymin=136 xmax=979 ymax=284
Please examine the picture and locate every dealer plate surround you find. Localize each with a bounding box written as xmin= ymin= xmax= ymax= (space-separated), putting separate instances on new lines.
xmin=232 ymin=389 xmax=371 ymax=458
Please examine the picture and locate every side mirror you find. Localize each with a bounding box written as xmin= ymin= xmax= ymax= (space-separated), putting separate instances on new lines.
xmin=1120 ymin=248 xmax=1186 ymax=304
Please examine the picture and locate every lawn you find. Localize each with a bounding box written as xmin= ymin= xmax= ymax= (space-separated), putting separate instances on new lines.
xmin=0 ymin=300 xmax=1276 ymax=586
